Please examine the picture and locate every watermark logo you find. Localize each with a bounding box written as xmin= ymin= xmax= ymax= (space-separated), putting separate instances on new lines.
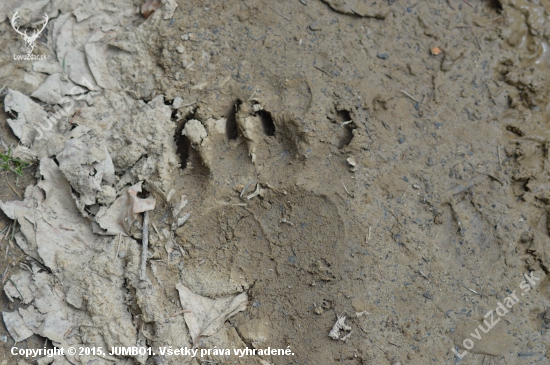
xmin=11 ymin=11 xmax=48 ymax=61
xmin=451 ymin=271 xmax=540 ymax=360
xmin=18 ymin=138 xmax=32 ymax=152
xmin=15 ymin=77 xmax=95 ymax=153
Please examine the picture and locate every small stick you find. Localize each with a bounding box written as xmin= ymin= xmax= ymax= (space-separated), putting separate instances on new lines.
xmin=7 ymin=278 xmax=23 ymax=298
xmin=181 ymin=101 xmax=198 ymax=108
xmin=461 ymin=284 xmax=481 ymax=296
xmin=341 ymin=180 xmax=354 ymax=198
xmin=68 ymin=109 xmax=81 ymax=125
xmin=141 ymin=212 xmax=149 ymax=281
xmin=368 ymin=226 xmax=371 ymax=241
xmin=171 ymin=309 xmax=192 ymax=317
xmin=64 ymin=326 xmax=75 ymax=340
xmin=400 ymin=90 xmax=418 ymax=103
xmin=497 ymin=144 xmax=501 ymax=167
xmin=1 ymin=266 xmax=8 ymax=284
xmin=240 ymin=180 xmax=257 ymax=198
xmin=447 ymin=0 xmax=456 ymax=10
xmin=462 ymin=0 xmax=473 ymax=7
xmin=314 ymin=65 xmax=331 ymax=77
xmin=246 ymin=183 xmax=261 ymax=200
xmin=10 ymin=220 xmax=16 ymax=242
xmin=115 ymin=233 xmax=122 ymax=259
xmin=389 ymin=210 xmax=402 ymax=226
xmin=5 ymin=174 xmax=21 ymax=199
xmin=0 ymin=224 xmax=10 ymax=245
xmin=268 ymin=6 xmax=291 ymax=21
xmin=151 ymin=223 xmax=160 ymax=237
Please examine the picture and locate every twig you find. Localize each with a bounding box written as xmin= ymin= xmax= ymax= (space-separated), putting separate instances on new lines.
xmin=5 ymin=174 xmax=21 ymax=199
xmin=151 ymin=223 xmax=160 ymax=237
xmin=268 ymin=6 xmax=291 ymax=21
xmin=497 ymin=144 xmax=501 ymax=167
xmin=240 ymin=180 xmax=257 ymax=198
xmin=11 ymin=220 xmax=16 ymax=242
xmin=400 ymin=90 xmax=418 ymax=103
xmin=462 ymin=0 xmax=473 ymax=7
xmin=246 ymin=183 xmax=261 ymax=200
xmin=141 ymin=211 xmax=149 ymax=281
xmin=1 ymin=267 xmax=8 ymax=284
xmin=115 ymin=233 xmax=122 ymax=259
xmin=448 ymin=175 xmax=487 ymax=195
xmin=368 ymin=226 xmax=371 ymax=241
xmin=388 ymin=210 xmax=401 ymax=225
xmin=170 ymin=309 xmax=192 ymax=317
xmin=7 ymin=278 xmax=24 ymax=297
xmin=461 ymin=284 xmax=481 ymax=296
xmin=341 ymin=180 xmax=354 ymax=198
xmin=0 ymin=224 xmax=10 ymax=245
xmin=314 ymin=65 xmax=331 ymax=77
xmin=68 ymin=109 xmax=81 ymax=125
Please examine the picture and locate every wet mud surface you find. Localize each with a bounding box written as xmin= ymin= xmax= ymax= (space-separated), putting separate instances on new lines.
xmin=0 ymin=0 xmax=550 ymax=364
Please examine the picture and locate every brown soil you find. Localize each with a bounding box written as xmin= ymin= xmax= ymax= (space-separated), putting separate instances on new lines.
xmin=1 ymin=0 xmax=550 ymax=364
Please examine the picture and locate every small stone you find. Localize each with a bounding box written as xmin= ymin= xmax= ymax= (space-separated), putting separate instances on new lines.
xmin=347 ymin=157 xmax=357 ymax=167
xmin=176 ymin=45 xmax=185 ymax=54
xmin=377 ymin=53 xmax=389 ymax=59
xmin=172 ymin=96 xmax=183 ymax=109
xmin=182 ymin=120 xmax=207 ymax=145
xmin=412 ymin=183 xmax=420 ymax=189
xmin=427 ymin=157 xmax=435 ymax=166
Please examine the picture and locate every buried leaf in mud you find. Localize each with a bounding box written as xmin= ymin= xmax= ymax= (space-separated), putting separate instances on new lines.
xmin=176 ymin=283 xmax=248 ymax=345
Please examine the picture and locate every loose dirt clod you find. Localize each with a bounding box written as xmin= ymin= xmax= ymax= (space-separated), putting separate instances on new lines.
xmin=329 ymin=315 xmax=352 ymax=340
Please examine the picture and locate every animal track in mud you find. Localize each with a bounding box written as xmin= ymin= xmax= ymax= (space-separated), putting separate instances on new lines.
xmin=256 ymin=108 xmax=276 ymax=136
xmin=225 ymin=99 xmax=241 ymax=140
xmin=173 ymin=100 xmax=347 ymax=354
xmin=178 ymin=188 xmax=346 ymax=352
xmin=179 ymin=189 xmax=346 ymax=288
xmin=335 ymin=108 xmax=354 ymax=149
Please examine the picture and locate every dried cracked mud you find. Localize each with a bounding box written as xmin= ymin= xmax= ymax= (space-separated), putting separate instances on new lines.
xmin=1 ymin=0 xmax=550 ymax=364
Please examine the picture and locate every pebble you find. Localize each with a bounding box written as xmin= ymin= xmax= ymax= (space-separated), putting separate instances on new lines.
xmin=377 ymin=53 xmax=389 ymax=59
xmin=172 ymin=96 xmax=183 ymax=109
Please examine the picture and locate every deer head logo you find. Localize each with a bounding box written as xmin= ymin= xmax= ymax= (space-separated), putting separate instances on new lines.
xmin=11 ymin=12 xmax=49 ymax=55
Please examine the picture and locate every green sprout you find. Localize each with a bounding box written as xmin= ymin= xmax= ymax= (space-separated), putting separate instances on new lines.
xmin=0 ymin=147 xmax=31 ymax=176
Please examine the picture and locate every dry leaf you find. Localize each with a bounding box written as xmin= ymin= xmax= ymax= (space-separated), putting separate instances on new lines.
xmin=176 ymin=283 xmax=248 ymax=345
xmin=431 ymin=47 xmax=442 ymax=55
